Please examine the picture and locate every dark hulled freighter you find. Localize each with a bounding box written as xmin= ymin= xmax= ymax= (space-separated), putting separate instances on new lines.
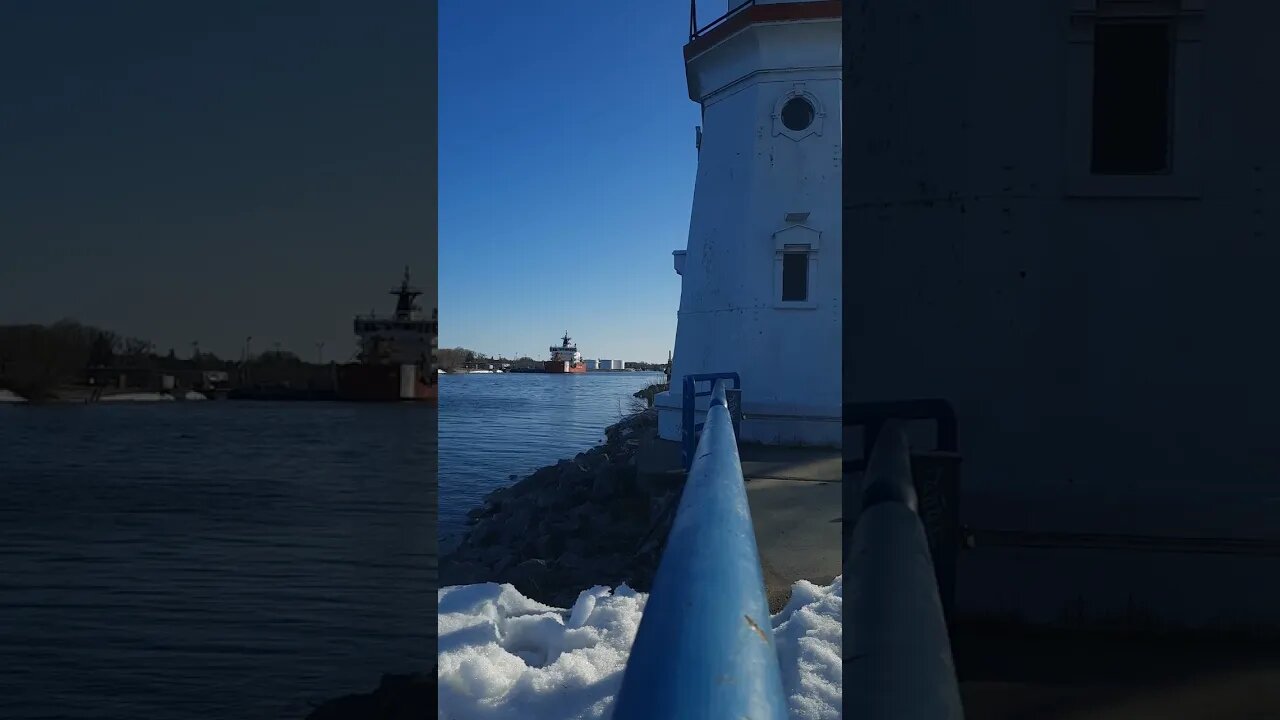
xmin=335 ymin=267 xmax=438 ymax=401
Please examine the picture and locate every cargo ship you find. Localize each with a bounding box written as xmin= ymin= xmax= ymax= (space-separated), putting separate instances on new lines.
xmin=335 ymin=267 xmax=438 ymax=401
xmin=544 ymin=333 xmax=588 ymax=374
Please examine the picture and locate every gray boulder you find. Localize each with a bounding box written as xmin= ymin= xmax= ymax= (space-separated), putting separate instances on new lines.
xmin=591 ymin=466 xmax=620 ymax=501
xmin=507 ymin=558 xmax=552 ymax=597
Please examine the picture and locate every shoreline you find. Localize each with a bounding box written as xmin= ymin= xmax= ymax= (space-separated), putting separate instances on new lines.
xmin=439 ymin=408 xmax=682 ymax=607
xmin=0 ymin=387 xmax=207 ymax=404
xmin=303 ymin=671 xmax=436 ymax=720
xmin=440 ymin=369 xmax=664 ymax=375
xmin=0 ymin=388 xmax=444 ymax=404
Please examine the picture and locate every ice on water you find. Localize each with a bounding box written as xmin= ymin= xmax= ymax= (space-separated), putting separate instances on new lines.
xmin=437 ymin=576 xmax=842 ymax=720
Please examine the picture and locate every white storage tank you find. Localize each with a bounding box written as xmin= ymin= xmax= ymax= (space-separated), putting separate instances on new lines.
xmin=585 ymin=359 xmax=599 ymax=370
xmin=611 ymin=359 xmax=626 ymax=370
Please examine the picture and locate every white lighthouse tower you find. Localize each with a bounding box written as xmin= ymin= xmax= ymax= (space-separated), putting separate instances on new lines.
xmin=654 ymin=0 xmax=842 ymax=447
xmin=846 ymin=1 xmax=1280 ymax=628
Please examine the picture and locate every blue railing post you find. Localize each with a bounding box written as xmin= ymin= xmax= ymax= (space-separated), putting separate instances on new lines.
xmin=680 ymin=371 xmax=741 ymax=470
xmin=613 ymin=380 xmax=787 ymax=720
xmin=844 ymin=421 xmax=964 ymax=719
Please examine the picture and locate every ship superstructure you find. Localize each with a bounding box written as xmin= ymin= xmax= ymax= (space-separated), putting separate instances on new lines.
xmin=336 ymin=267 xmax=438 ymax=401
xmin=544 ymin=332 xmax=587 ymax=374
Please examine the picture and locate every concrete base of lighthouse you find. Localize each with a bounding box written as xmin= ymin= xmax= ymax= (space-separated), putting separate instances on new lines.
xmin=653 ymin=391 xmax=841 ymax=448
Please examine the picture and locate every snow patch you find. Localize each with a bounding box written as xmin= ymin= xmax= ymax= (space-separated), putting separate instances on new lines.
xmin=437 ymin=576 xmax=842 ymax=720
xmin=772 ymin=576 xmax=843 ymax=720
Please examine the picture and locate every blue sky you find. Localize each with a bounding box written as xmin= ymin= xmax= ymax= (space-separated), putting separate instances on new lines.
xmin=439 ymin=0 xmax=702 ymax=364
xmin=0 ymin=2 xmax=435 ymax=360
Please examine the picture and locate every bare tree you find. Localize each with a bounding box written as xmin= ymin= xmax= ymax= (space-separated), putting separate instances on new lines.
xmin=122 ymin=338 xmax=149 ymax=361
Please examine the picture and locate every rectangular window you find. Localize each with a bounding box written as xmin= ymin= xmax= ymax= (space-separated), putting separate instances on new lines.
xmin=781 ymin=251 xmax=808 ymax=302
xmin=1091 ymin=21 xmax=1173 ymax=174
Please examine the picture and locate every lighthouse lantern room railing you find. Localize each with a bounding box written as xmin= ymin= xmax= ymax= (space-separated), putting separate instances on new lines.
xmin=689 ymin=0 xmax=756 ymax=41
xmin=681 ymin=372 xmax=741 ymax=470
xmin=613 ymin=379 xmax=788 ymax=719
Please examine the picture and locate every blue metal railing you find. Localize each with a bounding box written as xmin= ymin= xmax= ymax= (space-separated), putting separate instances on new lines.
xmin=844 ymin=421 xmax=964 ymax=720
xmin=844 ymin=399 xmax=961 ymax=621
xmin=843 ymin=398 xmax=958 ymax=472
xmin=681 ymin=372 xmax=741 ymax=470
xmin=613 ymin=380 xmax=787 ymax=720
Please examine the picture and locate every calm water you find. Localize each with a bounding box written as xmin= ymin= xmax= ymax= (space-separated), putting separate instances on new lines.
xmin=438 ymin=371 xmax=665 ymax=549
xmin=0 ymin=402 xmax=436 ymax=720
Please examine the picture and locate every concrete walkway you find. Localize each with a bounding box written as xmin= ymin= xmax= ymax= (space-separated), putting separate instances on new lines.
xmin=636 ymin=439 xmax=842 ymax=612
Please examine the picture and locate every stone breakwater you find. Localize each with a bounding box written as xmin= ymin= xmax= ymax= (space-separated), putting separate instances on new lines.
xmin=439 ymin=409 xmax=685 ymax=608
xmin=632 ymin=381 xmax=669 ymax=408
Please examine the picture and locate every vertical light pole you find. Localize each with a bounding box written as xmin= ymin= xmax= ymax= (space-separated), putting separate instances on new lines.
xmin=243 ymin=336 xmax=253 ymax=385
xmin=190 ymin=341 xmax=201 ymax=389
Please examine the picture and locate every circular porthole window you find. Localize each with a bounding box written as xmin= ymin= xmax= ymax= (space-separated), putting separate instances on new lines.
xmin=781 ymin=97 xmax=815 ymax=132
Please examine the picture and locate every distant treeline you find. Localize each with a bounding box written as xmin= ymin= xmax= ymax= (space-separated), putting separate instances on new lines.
xmin=0 ymin=319 xmax=322 ymax=398
xmin=437 ymin=347 xmax=536 ymax=372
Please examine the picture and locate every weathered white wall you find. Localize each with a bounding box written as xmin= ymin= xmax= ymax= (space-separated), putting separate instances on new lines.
xmin=845 ymin=0 xmax=1280 ymax=625
xmin=657 ymin=17 xmax=842 ymax=446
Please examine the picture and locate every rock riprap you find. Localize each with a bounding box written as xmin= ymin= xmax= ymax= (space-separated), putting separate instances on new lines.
xmin=304 ymin=672 xmax=436 ymax=720
xmin=440 ymin=409 xmax=682 ymax=607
